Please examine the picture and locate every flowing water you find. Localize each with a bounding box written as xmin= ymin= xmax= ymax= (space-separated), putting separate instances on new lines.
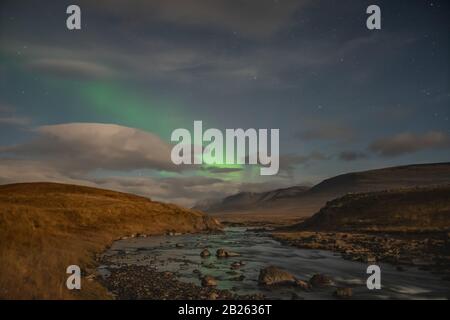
xmin=100 ymin=227 xmax=449 ymax=300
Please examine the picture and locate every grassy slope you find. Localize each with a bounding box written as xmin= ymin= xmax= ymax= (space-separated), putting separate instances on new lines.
xmin=295 ymin=185 xmax=450 ymax=232
xmin=0 ymin=182 xmax=220 ymax=299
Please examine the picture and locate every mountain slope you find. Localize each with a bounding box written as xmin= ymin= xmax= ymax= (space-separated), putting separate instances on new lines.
xmin=0 ymin=182 xmax=220 ymax=299
xmin=200 ymin=163 xmax=450 ymax=220
xmin=194 ymin=186 xmax=310 ymax=212
xmin=272 ymin=185 xmax=450 ymax=275
xmin=296 ymin=185 xmax=450 ymax=232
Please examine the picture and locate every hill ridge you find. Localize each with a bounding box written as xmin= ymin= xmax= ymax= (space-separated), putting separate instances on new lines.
xmin=197 ymin=162 xmax=450 ymax=221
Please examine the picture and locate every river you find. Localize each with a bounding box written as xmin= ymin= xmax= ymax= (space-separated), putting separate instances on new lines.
xmin=99 ymin=227 xmax=449 ymax=300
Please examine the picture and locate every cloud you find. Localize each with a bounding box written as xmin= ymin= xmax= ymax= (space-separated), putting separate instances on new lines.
xmin=0 ymin=122 xmax=257 ymax=207
xmin=0 ymin=160 xmax=174 ymax=207
xmin=84 ymin=0 xmax=310 ymax=39
xmin=95 ymin=175 xmax=239 ymax=207
xmin=0 ymin=159 xmax=83 ymax=185
xmin=0 ymin=122 xmax=297 ymax=206
xmin=294 ymin=124 xmax=354 ymax=142
xmin=339 ymin=151 xmax=367 ymax=161
xmin=1 ymin=123 xmax=177 ymax=172
xmin=3 ymin=16 xmax=407 ymax=95
xmin=0 ymin=154 xmax=292 ymax=207
xmin=0 ymin=116 xmax=31 ymax=126
xmin=279 ymin=152 xmax=328 ymax=174
xmin=370 ymin=131 xmax=450 ymax=157
xmin=0 ymin=104 xmax=13 ymax=113
xmin=0 ymin=103 xmax=31 ymax=127
xmin=201 ymin=166 xmax=243 ymax=174
xmin=27 ymin=58 xmax=115 ymax=79
xmin=0 ymin=157 xmax=236 ymax=207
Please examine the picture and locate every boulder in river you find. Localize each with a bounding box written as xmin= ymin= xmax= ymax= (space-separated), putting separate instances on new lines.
xmin=258 ymin=266 xmax=296 ymax=286
xmin=201 ymin=275 xmax=217 ymax=287
xmin=309 ymin=274 xmax=334 ymax=288
xmin=226 ymin=251 xmax=241 ymax=257
xmin=216 ymin=248 xmax=240 ymax=258
xmin=216 ymin=248 xmax=227 ymax=257
xmin=295 ymin=279 xmax=312 ymax=290
xmin=334 ymin=287 xmax=353 ymax=299
xmin=200 ymin=248 xmax=211 ymax=257
xmin=208 ymin=292 xmax=219 ymax=300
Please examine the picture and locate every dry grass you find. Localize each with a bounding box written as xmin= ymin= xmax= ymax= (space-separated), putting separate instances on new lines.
xmin=0 ymin=182 xmax=220 ymax=300
xmin=296 ymin=185 xmax=450 ymax=233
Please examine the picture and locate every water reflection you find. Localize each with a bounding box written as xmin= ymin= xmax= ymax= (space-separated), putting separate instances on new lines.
xmin=100 ymin=228 xmax=449 ymax=300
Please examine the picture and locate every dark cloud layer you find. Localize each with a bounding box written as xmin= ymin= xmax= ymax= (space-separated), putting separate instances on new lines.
xmin=370 ymin=131 xmax=450 ymax=157
xmin=27 ymin=58 xmax=115 ymax=80
xmin=83 ymin=0 xmax=311 ymax=39
xmin=279 ymin=152 xmax=328 ymax=173
xmin=339 ymin=151 xmax=367 ymax=161
xmin=296 ymin=126 xmax=354 ymax=142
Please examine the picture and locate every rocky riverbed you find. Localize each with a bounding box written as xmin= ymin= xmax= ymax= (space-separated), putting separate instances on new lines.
xmin=98 ymin=265 xmax=263 ymax=300
xmin=97 ymin=228 xmax=450 ymax=300
xmin=271 ymin=231 xmax=450 ymax=280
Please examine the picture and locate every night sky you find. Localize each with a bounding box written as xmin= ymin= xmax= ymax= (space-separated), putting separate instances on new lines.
xmin=0 ymin=0 xmax=449 ymax=206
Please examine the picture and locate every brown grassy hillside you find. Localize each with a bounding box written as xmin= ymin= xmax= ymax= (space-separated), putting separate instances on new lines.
xmin=0 ymin=182 xmax=221 ymax=300
xmin=296 ymin=185 xmax=450 ymax=232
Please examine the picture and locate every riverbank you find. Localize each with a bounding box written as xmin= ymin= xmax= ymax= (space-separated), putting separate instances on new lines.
xmin=0 ymin=183 xmax=221 ymax=299
xmin=272 ymin=230 xmax=450 ymax=280
xmin=98 ymin=265 xmax=263 ymax=300
xmin=270 ymin=186 xmax=450 ymax=281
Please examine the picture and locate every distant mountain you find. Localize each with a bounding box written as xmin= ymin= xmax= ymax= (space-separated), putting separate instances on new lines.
xmin=196 ymin=162 xmax=450 ymax=219
xmin=193 ymin=186 xmax=310 ymax=212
